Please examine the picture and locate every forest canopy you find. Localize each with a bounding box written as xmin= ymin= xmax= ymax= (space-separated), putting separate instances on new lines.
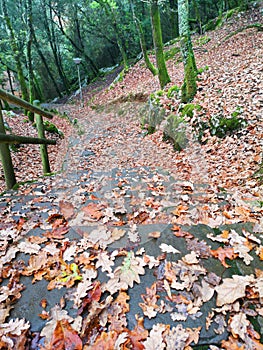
xmin=0 ymin=0 xmax=251 ymax=100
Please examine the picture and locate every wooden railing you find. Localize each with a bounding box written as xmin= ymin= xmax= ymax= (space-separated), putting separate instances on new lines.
xmin=0 ymin=88 xmax=56 ymax=190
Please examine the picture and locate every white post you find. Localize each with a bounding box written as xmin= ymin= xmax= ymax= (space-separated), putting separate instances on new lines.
xmin=73 ymin=58 xmax=83 ymax=107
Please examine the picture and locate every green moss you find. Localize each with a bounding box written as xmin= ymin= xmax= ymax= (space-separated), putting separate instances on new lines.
xmin=181 ymin=56 xmax=197 ymax=103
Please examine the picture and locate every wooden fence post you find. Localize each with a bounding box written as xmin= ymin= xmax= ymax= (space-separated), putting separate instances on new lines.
xmin=0 ymin=104 xmax=16 ymax=189
xmin=34 ymin=103 xmax=51 ymax=174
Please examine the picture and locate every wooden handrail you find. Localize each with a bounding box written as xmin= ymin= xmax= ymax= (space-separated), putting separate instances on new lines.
xmin=0 ymin=133 xmax=56 ymax=145
xmin=0 ymin=88 xmax=54 ymax=119
xmin=0 ymin=89 xmax=57 ymax=189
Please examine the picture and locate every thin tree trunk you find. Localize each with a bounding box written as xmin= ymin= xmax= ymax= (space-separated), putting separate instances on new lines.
xmin=31 ymin=30 xmax=62 ymax=98
xmin=1 ymin=0 xmax=29 ymax=101
xmin=94 ymin=0 xmax=128 ymax=69
xmin=53 ymin=7 xmax=99 ymax=76
xmin=130 ymin=0 xmax=157 ymax=76
xmin=26 ymin=0 xmax=35 ymax=121
xmin=150 ymin=0 xmax=171 ymax=89
xmin=178 ymin=0 xmax=198 ymax=103
xmin=7 ymin=69 xmax=15 ymax=95
xmin=43 ymin=0 xmax=70 ymax=94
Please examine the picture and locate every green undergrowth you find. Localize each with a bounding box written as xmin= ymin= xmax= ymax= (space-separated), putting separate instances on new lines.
xmin=195 ymin=108 xmax=247 ymax=142
xmin=141 ymin=88 xmax=248 ymax=151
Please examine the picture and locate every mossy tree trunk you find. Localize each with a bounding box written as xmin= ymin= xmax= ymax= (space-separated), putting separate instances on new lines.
xmin=26 ymin=0 xmax=35 ymax=121
xmin=1 ymin=0 xmax=29 ymax=102
xmin=178 ymin=0 xmax=198 ymax=103
xmin=150 ymin=0 xmax=171 ymax=89
xmin=130 ymin=0 xmax=157 ymax=76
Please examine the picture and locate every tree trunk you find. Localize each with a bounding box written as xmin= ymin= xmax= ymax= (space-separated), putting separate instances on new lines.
xmin=178 ymin=0 xmax=198 ymax=103
xmin=0 ymin=105 xmax=16 ymax=189
xmin=31 ymin=30 xmax=62 ymax=98
xmin=150 ymin=0 xmax=171 ymax=89
xmin=130 ymin=0 xmax=157 ymax=76
xmin=43 ymin=0 xmax=70 ymax=94
xmin=54 ymin=7 xmax=99 ymax=77
xmin=1 ymin=0 xmax=29 ymax=102
xmin=26 ymin=0 xmax=35 ymax=121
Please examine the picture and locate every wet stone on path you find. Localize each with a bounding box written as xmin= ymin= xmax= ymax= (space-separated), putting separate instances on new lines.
xmin=1 ymin=165 xmax=263 ymax=347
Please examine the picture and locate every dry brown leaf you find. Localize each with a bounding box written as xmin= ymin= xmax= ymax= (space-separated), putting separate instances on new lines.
xmin=114 ymin=252 xmax=145 ymax=288
xmin=59 ymin=200 xmax=75 ymax=220
xmin=210 ymin=247 xmax=237 ymax=268
xmin=148 ymin=231 xmax=161 ymax=238
xmin=215 ymin=275 xmax=254 ymax=306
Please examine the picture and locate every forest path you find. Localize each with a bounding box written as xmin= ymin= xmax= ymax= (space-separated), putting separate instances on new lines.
xmin=1 ymin=100 xmax=263 ymax=348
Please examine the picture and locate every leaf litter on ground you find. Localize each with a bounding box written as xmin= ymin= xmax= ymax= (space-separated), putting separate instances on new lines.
xmin=0 ymin=6 xmax=263 ymax=349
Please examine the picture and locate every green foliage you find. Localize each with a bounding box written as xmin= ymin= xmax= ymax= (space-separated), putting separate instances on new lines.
xmin=167 ymin=85 xmax=180 ymax=99
xmin=197 ymin=65 xmax=209 ymax=74
xmin=180 ymin=103 xmax=202 ymax=118
xmin=203 ymin=8 xmax=237 ymax=32
xmin=195 ymin=109 xmax=247 ymax=142
xmin=163 ymin=114 xmax=188 ymax=151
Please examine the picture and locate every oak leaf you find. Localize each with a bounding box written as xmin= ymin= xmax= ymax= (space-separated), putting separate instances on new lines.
xmin=215 ymin=275 xmax=254 ymax=306
xmin=95 ymin=251 xmax=115 ymax=273
xmin=229 ymin=312 xmax=249 ymax=341
xmin=221 ymin=336 xmax=245 ymax=350
xmin=114 ymin=252 xmax=145 ymax=288
xmin=82 ymin=203 xmax=104 ymax=221
xmin=143 ymin=324 xmax=166 ymax=350
xmin=127 ymin=317 xmax=148 ymax=350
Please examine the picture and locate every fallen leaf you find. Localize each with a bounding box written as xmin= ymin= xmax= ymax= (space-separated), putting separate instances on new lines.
xmin=229 ymin=312 xmax=249 ymax=341
xmin=114 ymin=252 xmax=145 ymax=288
xmin=143 ymin=324 xmax=166 ymax=350
xmin=159 ymin=243 xmax=180 ymax=254
xmin=210 ymin=247 xmax=237 ymax=268
xmin=48 ymin=319 xmax=82 ymax=350
xmin=82 ymin=203 xmax=105 ymax=221
xmin=215 ymin=275 xmax=254 ymax=306
xmin=148 ymin=231 xmax=161 ymax=238
xmin=59 ymin=200 xmax=75 ymax=220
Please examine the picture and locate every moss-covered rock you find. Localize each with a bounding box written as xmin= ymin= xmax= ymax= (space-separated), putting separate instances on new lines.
xmin=140 ymin=99 xmax=166 ymax=134
xmin=163 ymin=114 xmax=188 ymax=151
